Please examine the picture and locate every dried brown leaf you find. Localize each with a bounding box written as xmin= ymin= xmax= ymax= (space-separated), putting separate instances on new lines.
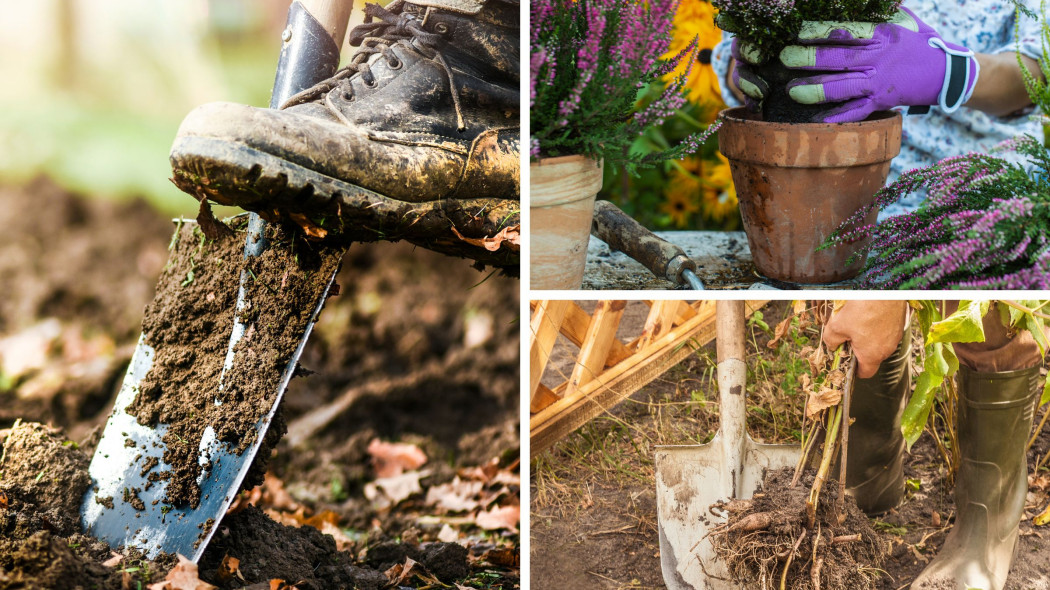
xmin=450 ymin=224 xmax=521 ymax=252
xmin=425 ymin=477 xmax=484 ymax=513
xmin=364 ymin=470 xmax=428 ymax=510
xmin=806 ymin=386 xmax=843 ymax=419
xmin=368 ymin=439 xmax=428 ymax=478
xmin=195 ymin=199 xmax=235 ymax=240
xmin=217 ymin=555 xmax=243 ymax=584
xmin=102 ymin=552 xmax=122 ymax=568
xmin=767 ymin=317 xmax=793 ymax=349
xmin=804 ymin=345 xmax=827 ymax=375
xmin=481 ymin=547 xmax=519 ymax=567
xmin=147 ymin=555 xmax=216 ymax=590
xmin=475 ymin=504 xmax=520 ymax=532
xmin=287 ymin=213 xmax=327 ymax=239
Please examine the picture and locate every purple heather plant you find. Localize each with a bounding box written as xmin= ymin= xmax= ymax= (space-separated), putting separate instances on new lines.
xmin=823 ymin=132 xmax=1050 ymax=289
xmin=530 ymin=0 xmax=720 ymax=168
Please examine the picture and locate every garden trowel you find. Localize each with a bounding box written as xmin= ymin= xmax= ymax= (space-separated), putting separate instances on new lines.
xmin=655 ymin=300 xmax=800 ymax=589
xmin=80 ymin=0 xmax=352 ymax=561
xmin=591 ymin=200 xmax=704 ymax=289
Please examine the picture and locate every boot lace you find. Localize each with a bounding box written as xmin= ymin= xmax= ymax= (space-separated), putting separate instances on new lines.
xmin=280 ymin=3 xmax=466 ymax=131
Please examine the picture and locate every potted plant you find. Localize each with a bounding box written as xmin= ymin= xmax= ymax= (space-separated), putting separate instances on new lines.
xmin=711 ymin=0 xmax=904 ymax=284
xmin=530 ymin=0 xmax=719 ymax=289
xmin=823 ymin=4 xmax=1050 ymax=289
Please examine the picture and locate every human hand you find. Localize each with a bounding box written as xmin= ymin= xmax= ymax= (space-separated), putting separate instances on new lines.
xmin=822 ymin=301 xmax=908 ymax=379
xmin=778 ymin=6 xmax=979 ymax=123
xmin=731 ymin=37 xmax=769 ymax=112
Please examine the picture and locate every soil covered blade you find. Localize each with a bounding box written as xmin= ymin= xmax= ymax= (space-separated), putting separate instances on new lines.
xmin=80 ymin=220 xmax=342 ymax=560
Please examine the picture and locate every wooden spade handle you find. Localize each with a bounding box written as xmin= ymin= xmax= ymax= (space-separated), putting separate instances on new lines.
xmin=297 ymin=0 xmax=354 ymax=48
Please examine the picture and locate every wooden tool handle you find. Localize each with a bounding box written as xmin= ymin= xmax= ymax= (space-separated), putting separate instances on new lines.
xmin=297 ymin=0 xmax=354 ymax=48
xmin=591 ymin=200 xmax=697 ymax=284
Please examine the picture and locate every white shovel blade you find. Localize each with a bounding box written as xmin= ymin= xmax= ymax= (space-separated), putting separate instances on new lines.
xmin=656 ymin=440 xmax=800 ymax=590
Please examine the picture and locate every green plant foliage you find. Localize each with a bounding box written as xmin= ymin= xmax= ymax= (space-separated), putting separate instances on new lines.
xmin=903 ymin=300 xmax=1050 ymax=450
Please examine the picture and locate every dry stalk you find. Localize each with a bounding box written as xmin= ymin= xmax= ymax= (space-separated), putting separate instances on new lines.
xmin=806 ymin=405 xmax=841 ymax=529
xmin=835 ymin=355 xmax=856 ymax=526
xmin=779 ymin=529 xmax=807 ymax=590
xmin=1029 ymin=402 xmax=1050 ymax=452
xmin=809 ymin=525 xmax=823 ymax=590
xmin=792 ymin=420 xmax=822 ymax=488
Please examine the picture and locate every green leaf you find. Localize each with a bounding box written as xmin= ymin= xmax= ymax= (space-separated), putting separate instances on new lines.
xmin=1026 ymin=313 xmax=1049 ymax=357
xmin=1041 ymin=376 xmax=1050 ymax=407
xmin=901 ymin=342 xmax=957 ymax=450
xmin=927 ymin=300 xmax=989 ymax=344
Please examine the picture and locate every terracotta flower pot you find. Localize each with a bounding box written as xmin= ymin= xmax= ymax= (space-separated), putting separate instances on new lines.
xmin=530 ymin=155 xmax=604 ymax=290
xmin=718 ymin=107 xmax=902 ymax=284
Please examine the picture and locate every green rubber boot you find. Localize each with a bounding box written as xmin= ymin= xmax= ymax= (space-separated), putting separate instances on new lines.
xmin=844 ymin=329 xmax=912 ymax=514
xmin=910 ymin=365 xmax=1041 ymax=590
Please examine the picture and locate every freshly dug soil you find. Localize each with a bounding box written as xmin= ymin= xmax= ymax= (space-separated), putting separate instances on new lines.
xmin=711 ymin=468 xmax=886 ymax=589
xmin=0 ymin=178 xmax=520 ymax=589
xmin=126 ymin=220 xmax=342 ymax=508
xmin=0 ymin=422 xmax=177 ymax=590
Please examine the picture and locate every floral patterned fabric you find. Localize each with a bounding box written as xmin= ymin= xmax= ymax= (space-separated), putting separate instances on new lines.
xmin=711 ymin=0 xmax=1045 ymax=218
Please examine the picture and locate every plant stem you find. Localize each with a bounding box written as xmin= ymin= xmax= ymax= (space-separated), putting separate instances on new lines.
xmin=835 ymin=355 xmax=856 ymax=526
xmin=1000 ymin=299 xmax=1050 ymax=321
xmin=779 ymin=528 xmax=807 ymax=590
xmin=1028 ymin=402 xmax=1050 ymax=452
xmin=807 ymin=404 xmax=841 ymax=529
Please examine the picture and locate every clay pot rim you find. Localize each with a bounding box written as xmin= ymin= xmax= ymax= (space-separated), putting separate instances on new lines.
xmin=531 ymin=154 xmax=602 ymax=167
xmin=720 ymin=106 xmax=901 ymax=130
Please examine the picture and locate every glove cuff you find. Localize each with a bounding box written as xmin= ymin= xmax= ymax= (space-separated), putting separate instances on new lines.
xmin=929 ymin=38 xmax=979 ymax=113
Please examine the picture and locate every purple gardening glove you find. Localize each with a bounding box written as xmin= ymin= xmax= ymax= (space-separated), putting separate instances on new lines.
xmin=779 ymin=6 xmax=979 ymax=123
xmin=731 ymin=37 xmax=768 ymax=112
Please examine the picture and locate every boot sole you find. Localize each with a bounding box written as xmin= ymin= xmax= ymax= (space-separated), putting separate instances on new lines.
xmin=169 ymin=136 xmax=521 ymax=266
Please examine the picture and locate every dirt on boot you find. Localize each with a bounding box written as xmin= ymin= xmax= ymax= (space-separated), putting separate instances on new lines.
xmin=125 ymin=219 xmax=342 ymax=508
xmin=710 ymin=468 xmax=887 ymax=589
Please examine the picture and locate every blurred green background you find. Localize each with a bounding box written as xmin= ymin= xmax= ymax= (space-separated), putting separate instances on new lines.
xmin=0 ymin=0 xmax=369 ymax=215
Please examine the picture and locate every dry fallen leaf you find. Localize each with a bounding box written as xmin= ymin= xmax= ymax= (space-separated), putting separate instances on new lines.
xmin=481 ymin=547 xmax=519 ymax=567
xmin=268 ymin=580 xmax=299 ymax=590
xmin=288 ymin=213 xmax=328 ymax=239
xmin=0 ymin=319 xmax=62 ymax=381
xmin=147 ymin=555 xmax=216 ymax=590
xmin=364 ymin=470 xmax=429 ymax=509
xmin=475 ymin=504 xmax=520 ymax=532
xmin=217 ymin=555 xmax=244 ymax=584
xmin=102 ymin=552 xmax=122 ymax=568
xmin=806 ymin=386 xmax=843 ymax=419
xmin=450 ymin=224 xmax=521 ymax=252
xmin=437 ymin=524 xmax=460 ymax=543
xmin=0 ymin=490 xmax=7 ymax=509
xmin=425 ymin=477 xmax=484 ymax=513
xmin=368 ymin=439 xmax=428 ymax=478
xmin=767 ymin=317 xmax=792 ymax=349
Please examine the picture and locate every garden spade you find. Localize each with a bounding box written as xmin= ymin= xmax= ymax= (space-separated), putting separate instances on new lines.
xmin=80 ymin=0 xmax=352 ymax=561
xmin=655 ymin=300 xmax=800 ymax=589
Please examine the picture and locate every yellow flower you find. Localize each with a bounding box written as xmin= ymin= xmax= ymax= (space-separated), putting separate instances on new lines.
xmin=661 ymin=0 xmax=725 ymax=113
xmin=701 ymin=153 xmax=738 ymax=222
xmin=662 ymin=163 xmax=703 ymax=228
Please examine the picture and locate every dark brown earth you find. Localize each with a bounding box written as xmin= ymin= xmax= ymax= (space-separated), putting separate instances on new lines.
xmin=126 ymin=219 xmax=343 ymax=508
xmin=531 ymin=301 xmax=1050 ymax=590
xmin=0 ymin=179 xmax=519 ymax=589
xmin=712 ymin=468 xmax=887 ymax=589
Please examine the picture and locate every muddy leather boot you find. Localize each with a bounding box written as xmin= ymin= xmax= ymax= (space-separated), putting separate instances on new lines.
xmin=910 ymin=365 xmax=1041 ymax=590
xmin=842 ymin=329 xmax=912 ymax=514
xmin=170 ymin=0 xmax=519 ymax=269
